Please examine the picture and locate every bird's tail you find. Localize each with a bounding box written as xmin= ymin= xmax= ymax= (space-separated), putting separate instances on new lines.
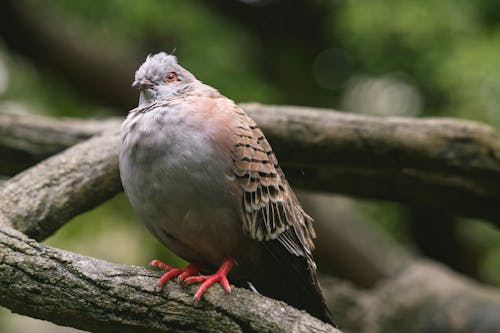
xmin=250 ymin=240 xmax=335 ymax=326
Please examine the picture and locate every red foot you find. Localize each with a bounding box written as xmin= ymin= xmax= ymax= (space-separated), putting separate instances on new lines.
xmin=150 ymin=260 xmax=200 ymax=287
xmin=184 ymin=259 xmax=234 ymax=300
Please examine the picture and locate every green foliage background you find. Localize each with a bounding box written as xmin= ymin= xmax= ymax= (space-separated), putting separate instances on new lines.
xmin=1 ymin=0 xmax=500 ymax=331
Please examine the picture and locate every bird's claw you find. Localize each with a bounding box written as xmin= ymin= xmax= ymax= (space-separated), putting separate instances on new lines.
xmin=150 ymin=259 xmax=234 ymax=301
xmin=150 ymin=260 xmax=200 ymax=287
xmin=184 ymin=259 xmax=234 ymax=300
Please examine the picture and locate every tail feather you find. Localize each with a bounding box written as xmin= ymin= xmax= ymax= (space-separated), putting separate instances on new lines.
xmin=250 ymin=239 xmax=335 ymax=326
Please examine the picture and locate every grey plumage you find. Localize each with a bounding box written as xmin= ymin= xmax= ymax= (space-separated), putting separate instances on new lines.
xmin=119 ymin=52 xmax=334 ymax=325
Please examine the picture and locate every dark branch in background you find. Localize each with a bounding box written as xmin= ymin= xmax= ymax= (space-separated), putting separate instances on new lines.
xmin=300 ymin=192 xmax=500 ymax=332
xmin=2 ymin=103 xmax=500 ymax=225
xmin=323 ymin=260 xmax=500 ymax=333
xmin=241 ymin=104 xmax=500 ymax=224
xmin=0 ymin=0 xmax=138 ymax=110
xmin=299 ymin=192 xmax=413 ymax=287
xmin=408 ymin=208 xmax=468 ymax=275
xmin=0 ymin=111 xmax=120 ymax=175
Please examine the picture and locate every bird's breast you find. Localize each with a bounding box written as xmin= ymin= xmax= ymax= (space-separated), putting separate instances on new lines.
xmin=119 ymin=105 xmax=244 ymax=264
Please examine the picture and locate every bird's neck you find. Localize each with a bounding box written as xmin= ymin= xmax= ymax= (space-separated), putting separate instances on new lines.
xmin=138 ymin=90 xmax=156 ymax=107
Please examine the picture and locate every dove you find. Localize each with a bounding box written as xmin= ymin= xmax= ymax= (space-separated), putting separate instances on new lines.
xmin=119 ymin=52 xmax=334 ymax=325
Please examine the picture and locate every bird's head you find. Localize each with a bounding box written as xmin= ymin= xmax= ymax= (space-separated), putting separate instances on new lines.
xmin=132 ymin=52 xmax=196 ymax=106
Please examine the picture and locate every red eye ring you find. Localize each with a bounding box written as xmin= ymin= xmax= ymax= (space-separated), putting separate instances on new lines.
xmin=165 ymin=72 xmax=178 ymax=83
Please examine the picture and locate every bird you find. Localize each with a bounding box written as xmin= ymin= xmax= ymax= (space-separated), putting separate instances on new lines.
xmin=119 ymin=52 xmax=334 ymax=325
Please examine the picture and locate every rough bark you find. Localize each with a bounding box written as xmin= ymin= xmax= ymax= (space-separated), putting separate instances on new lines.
xmin=0 ymin=110 xmax=341 ymax=332
xmin=2 ymin=104 xmax=500 ymax=225
xmin=0 ymin=111 xmax=120 ymax=175
xmin=242 ymin=103 xmax=500 ymax=225
xmin=0 ymin=222 xmax=338 ymax=333
xmin=0 ymin=131 xmax=122 ymax=241
xmin=2 ymin=107 xmax=500 ymax=332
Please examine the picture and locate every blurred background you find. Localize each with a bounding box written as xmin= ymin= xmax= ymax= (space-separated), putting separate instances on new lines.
xmin=1 ymin=0 xmax=500 ymax=331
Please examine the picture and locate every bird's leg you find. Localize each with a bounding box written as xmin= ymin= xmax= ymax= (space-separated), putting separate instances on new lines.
xmin=184 ymin=258 xmax=234 ymax=300
xmin=150 ymin=260 xmax=200 ymax=287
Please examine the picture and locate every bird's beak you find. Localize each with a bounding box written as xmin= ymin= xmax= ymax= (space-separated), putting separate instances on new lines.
xmin=132 ymin=79 xmax=154 ymax=90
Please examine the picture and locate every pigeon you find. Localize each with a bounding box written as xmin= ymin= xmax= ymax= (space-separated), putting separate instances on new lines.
xmin=119 ymin=52 xmax=334 ymax=325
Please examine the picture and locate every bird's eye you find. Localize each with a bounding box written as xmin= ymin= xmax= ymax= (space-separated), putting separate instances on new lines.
xmin=164 ymin=72 xmax=178 ymax=83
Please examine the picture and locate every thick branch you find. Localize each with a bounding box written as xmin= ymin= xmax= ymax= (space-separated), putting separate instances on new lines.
xmin=0 ymin=223 xmax=338 ymax=333
xmin=242 ymin=104 xmax=500 ymax=224
xmin=2 ymin=104 xmax=500 ymax=226
xmin=3 ymin=214 xmax=500 ymax=333
xmin=2 ymin=107 xmax=500 ymax=332
xmin=0 ymin=131 xmax=122 ymax=241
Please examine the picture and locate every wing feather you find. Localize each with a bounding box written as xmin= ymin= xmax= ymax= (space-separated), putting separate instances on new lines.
xmin=230 ymin=105 xmax=316 ymax=264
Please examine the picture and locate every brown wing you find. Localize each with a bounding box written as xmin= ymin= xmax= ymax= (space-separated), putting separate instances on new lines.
xmin=229 ymin=105 xmax=334 ymax=325
xmin=230 ymin=106 xmax=316 ymax=262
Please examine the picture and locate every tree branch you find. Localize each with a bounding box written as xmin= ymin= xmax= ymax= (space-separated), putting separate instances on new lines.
xmin=323 ymin=260 xmax=500 ymax=333
xmin=0 ymin=111 xmax=343 ymax=332
xmin=0 ymin=131 xmax=122 ymax=241
xmin=2 ymin=103 xmax=500 ymax=225
xmin=301 ymin=193 xmax=500 ymax=332
xmin=3 ymin=215 xmax=500 ymax=333
xmin=0 ymin=111 xmax=120 ymax=175
xmin=0 ymin=222 xmax=338 ymax=333
xmin=242 ymin=103 xmax=500 ymax=224
xmin=2 ymin=107 xmax=500 ymax=332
